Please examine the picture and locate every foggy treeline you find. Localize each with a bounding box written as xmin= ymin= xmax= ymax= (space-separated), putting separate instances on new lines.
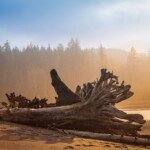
xmin=0 ymin=39 xmax=150 ymax=108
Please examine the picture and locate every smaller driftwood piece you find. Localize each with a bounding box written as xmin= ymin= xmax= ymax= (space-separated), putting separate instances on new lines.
xmin=0 ymin=68 xmax=149 ymax=146
xmin=63 ymin=130 xmax=150 ymax=146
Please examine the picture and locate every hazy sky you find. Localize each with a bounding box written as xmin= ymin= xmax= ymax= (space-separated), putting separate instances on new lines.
xmin=0 ymin=0 xmax=150 ymax=51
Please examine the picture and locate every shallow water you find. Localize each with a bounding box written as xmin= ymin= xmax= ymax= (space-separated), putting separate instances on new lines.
xmin=125 ymin=110 xmax=150 ymax=120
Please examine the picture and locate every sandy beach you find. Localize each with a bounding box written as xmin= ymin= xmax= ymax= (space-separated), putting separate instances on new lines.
xmin=0 ymin=121 xmax=149 ymax=150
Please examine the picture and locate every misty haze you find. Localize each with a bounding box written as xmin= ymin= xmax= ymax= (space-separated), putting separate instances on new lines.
xmin=0 ymin=40 xmax=150 ymax=109
xmin=1 ymin=0 xmax=150 ymax=150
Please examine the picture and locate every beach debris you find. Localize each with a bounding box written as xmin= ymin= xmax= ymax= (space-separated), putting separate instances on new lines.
xmin=0 ymin=68 xmax=148 ymax=146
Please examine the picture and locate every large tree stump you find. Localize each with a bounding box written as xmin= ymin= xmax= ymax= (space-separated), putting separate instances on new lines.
xmin=0 ymin=68 xmax=145 ymax=137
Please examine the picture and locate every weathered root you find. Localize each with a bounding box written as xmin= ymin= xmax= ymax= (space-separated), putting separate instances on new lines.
xmin=1 ymin=92 xmax=55 ymax=109
xmin=50 ymin=69 xmax=82 ymax=105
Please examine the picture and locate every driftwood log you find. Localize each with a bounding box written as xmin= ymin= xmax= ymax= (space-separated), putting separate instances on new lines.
xmin=63 ymin=130 xmax=150 ymax=146
xmin=0 ymin=68 xmax=148 ymax=145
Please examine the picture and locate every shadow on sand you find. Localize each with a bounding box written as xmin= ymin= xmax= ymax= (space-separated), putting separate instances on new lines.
xmin=0 ymin=121 xmax=74 ymax=144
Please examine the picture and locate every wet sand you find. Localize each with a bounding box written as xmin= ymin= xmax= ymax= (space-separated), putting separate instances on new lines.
xmin=0 ymin=121 xmax=150 ymax=150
